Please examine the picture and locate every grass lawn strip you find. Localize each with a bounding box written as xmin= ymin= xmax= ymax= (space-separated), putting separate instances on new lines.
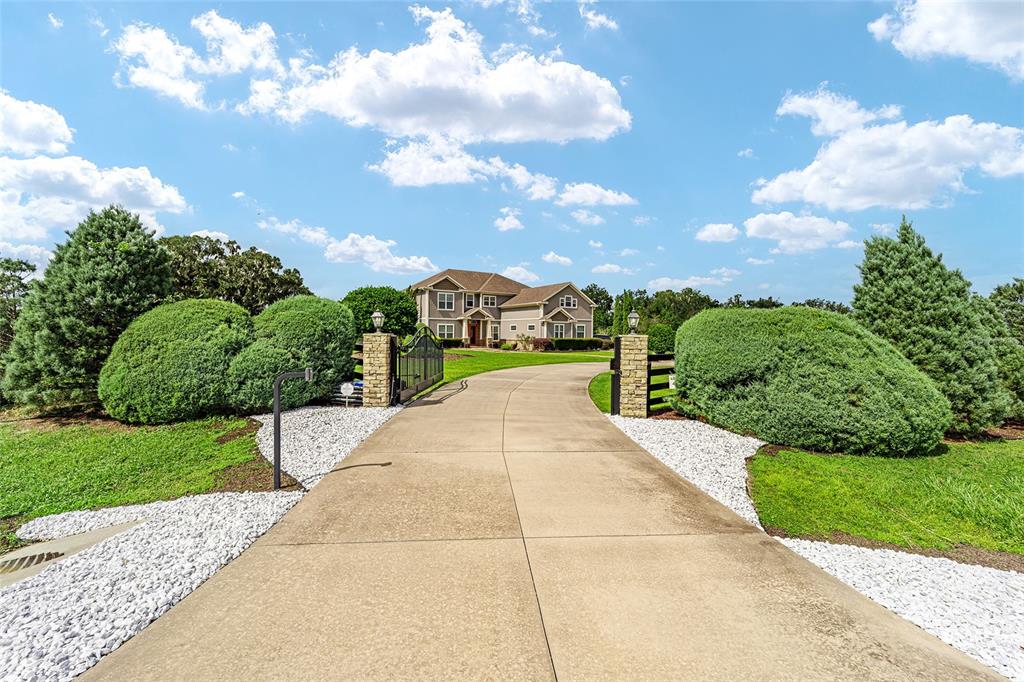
xmin=610 ymin=415 xmax=1024 ymax=681
xmin=443 ymin=349 xmax=610 ymax=385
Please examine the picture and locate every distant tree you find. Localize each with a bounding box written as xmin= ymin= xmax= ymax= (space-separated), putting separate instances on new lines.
xmin=342 ymin=286 xmax=418 ymax=336
xmin=792 ymin=298 xmax=852 ymax=314
xmin=612 ymin=289 xmax=650 ymax=335
xmin=647 ymin=323 xmax=676 ymax=354
xmin=646 ymin=288 xmax=718 ymax=329
xmin=160 ymin=235 xmax=310 ymax=314
xmin=974 ymin=294 xmax=1024 ymax=423
xmin=724 ymin=294 xmax=783 ymax=309
xmin=582 ymin=283 xmax=613 ymax=332
xmin=852 ymin=218 xmax=1009 ymax=434
xmin=2 ymin=206 xmax=172 ymax=407
xmin=0 ymin=258 xmax=36 ymax=401
xmin=990 ymin=277 xmax=1024 ymax=343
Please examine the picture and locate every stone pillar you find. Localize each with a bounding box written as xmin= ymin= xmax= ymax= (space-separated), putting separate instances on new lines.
xmin=619 ymin=334 xmax=649 ymax=418
xmin=362 ymin=333 xmax=394 ymax=407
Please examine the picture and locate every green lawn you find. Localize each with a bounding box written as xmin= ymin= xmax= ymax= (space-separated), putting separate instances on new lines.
xmin=443 ymin=349 xmax=611 ymax=385
xmin=587 ymin=368 xmax=674 ymax=414
xmin=0 ymin=417 xmax=262 ymax=549
xmin=749 ymin=439 xmax=1024 ymax=556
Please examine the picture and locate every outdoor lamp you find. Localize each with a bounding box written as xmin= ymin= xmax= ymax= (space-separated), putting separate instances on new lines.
xmin=627 ymin=309 xmax=640 ymax=333
xmin=371 ymin=309 xmax=385 ymax=332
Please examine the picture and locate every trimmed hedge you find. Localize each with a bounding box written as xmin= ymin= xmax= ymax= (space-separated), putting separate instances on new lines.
xmin=229 ymin=296 xmax=355 ymax=413
xmin=673 ymin=307 xmax=952 ymax=456
xmin=532 ymin=337 xmax=553 ymax=351
xmin=647 ymin=323 xmax=675 ymax=355
xmin=99 ymin=299 xmax=254 ymax=423
xmin=550 ymin=338 xmax=603 ymax=351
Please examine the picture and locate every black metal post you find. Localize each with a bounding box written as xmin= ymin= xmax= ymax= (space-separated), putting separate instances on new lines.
xmin=273 ymin=367 xmax=313 ymax=490
xmin=610 ymin=336 xmax=621 ymax=416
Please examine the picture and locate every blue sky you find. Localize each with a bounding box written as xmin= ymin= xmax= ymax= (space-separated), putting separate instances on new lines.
xmin=2 ymin=1 xmax=1022 ymax=302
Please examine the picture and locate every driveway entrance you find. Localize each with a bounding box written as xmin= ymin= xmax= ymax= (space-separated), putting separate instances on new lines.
xmin=84 ymin=363 xmax=997 ymax=680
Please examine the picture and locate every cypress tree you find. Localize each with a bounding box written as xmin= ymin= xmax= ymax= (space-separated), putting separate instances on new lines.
xmin=1 ymin=206 xmax=172 ymax=407
xmin=852 ymin=217 xmax=1010 ymax=435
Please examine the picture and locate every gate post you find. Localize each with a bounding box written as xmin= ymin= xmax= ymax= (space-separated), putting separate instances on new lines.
xmin=362 ymin=332 xmax=395 ymax=407
xmin=618 ymin=334 xmax=649 ymax=418
xmin=610 ymin=336 xmax=621 ymax=415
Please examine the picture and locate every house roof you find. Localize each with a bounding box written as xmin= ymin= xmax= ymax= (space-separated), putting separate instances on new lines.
xmin=500 ymin=282 xmax=574 ymax=308
xmin=408 ymin=269 xmax=528 ymax=295
xmin=457 ymin=307 xmax=496 ymax=320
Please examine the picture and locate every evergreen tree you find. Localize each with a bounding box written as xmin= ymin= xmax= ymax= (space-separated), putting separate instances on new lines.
xmin=611 ymin=290 xmax=635 ymax=336
xmin=0 ymin=258 xmax=36 ymax=402
xmin=852 ymin=218 xmax=1009 ymax=434
xmin=582 ymin=283 xmax=613 ymax=331
xmin=990 ymin=277 xmax=1024 ymax=343
xmin=1 ymin=206 xmax=172 ymax=406
xmin=974 ymin=294 xmax=1024 ymax=422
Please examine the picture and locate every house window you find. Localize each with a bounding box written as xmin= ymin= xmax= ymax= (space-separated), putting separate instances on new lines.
xmin=491 ymin=324 xmax=499 ymax=340
xmin=437 ymin=292 xmax=454 ymax=311
xmin=437 ymin=323 xmax=455 ymax=338
xmin=559 ymin=295 xmax=577 ymax=309
xmin=576 ymin=324 xmax=586 ymax=338
xmin=482 ymin=295 xmax=497 ymax=307
xmin=510 ymin=324 xmax=517 ymax=332
xmin=552 ymin=323 xmax=566 ymax=338
xmin=464 ymin=293 xmax=475 ymax=309
xmin=527 ymin=324 xmax=536 ymax=331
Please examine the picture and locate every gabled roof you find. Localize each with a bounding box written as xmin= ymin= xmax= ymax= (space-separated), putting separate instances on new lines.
xmin=499 ymin=282 xmax=596 ymax=308
xmin=457 ymin=307 xmax=496 ymax=320
xmin=408 ymin=269 xmax=528 ymax=295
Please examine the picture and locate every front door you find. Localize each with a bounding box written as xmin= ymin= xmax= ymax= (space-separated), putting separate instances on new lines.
xmin=468 ymin=319 xmax=481 ymax=346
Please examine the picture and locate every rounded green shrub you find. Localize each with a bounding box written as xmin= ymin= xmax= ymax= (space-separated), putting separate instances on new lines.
xmin=228 ymin=295 xmax=355 ymax=413
xmin=647 ymin=323 xmax=676 ymax=355
xmin=99 ymin=299 xmax=254 ymax=423
xmin=673 ymin=307 xmax=952 ymax=456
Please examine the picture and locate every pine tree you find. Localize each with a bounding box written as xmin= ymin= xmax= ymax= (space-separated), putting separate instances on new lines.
xmin=1 ymin=206 xmax=172 ymax=406
xmin=611 ymin=290 xmax=635 ymax=336
xmin=852 ymin=217 xmax=1010 ymax=434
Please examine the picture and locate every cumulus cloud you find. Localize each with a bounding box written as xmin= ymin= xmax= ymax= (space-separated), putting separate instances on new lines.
xmin=754 ymin=88 xmax=1024 ymax=211
xmin=835 ymin=240 xmax=862 ymax=249
xmin=0 ymin=240 xmax=53 ymax=273
xmin=869 ymin=0 xmax=1024 ymax=79
xmin=542 ymin=250 xmax=572 ymax=266
xmin=231 ymin=190 xmax=246 ymax=199
xmin=777 ymin=85 xmax=900 ymax=137
xmin=591 ymin=262 xmax=634 ymax=274
xmin=587 ymin=239 xmax=603 ymax=248
xmin=618 ymin=248 xmax=638 ymax=256
xmin=746 ymin=257 xmax=774 ymax=265
xmin=579 ymin=1 xmax=619 ymax=30
xmin=743 ymin=211 xmax=852 ymax=254
xmin=871 ymin=222 xmax=895 ymax=234
xmin=502 ymin=264 xmax=539 ymax=282
xmin=258 ymin=213 xmax=435 ymax=274
xmin=570 ymin=209 xmax=605 ymax=225
xmin=494 ymin=206 xmax=524 ymax=231
xmin=632 ymin=215 xmax=652 ymax=226
xmin=0 ymin=90 xmax=75 ymax=155
xmin=648 ymin=266 xmax=739 ymax=291
xmin=557 ymin=182 xmax=636 ymax=206
xmin=47 ymin=13 xmax=63 ymax=29
xmin=695 ymin=222 xmax=739 ymax=243
xmin=737 ymin=148 xmax=754 ymax=158
xmin=191 ymin=229 xmax=230 ymax=241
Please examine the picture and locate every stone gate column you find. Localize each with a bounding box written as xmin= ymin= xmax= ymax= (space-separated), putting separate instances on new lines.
xmin=362 ymin=332 xmax=394 ymax=407
xmin=619 ymin=334 xmax=649 ymax=418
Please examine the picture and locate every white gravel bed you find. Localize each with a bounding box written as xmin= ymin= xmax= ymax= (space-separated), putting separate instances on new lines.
xmin=2 ymin=492 xmax=301 ymax=681
xmin=254 ymin=405 xmax=401 ymax=487
xmin=608 ymin=415 xmax=764 ymax=526
xmin=611 ymin=414 xmax=1024 ymax=681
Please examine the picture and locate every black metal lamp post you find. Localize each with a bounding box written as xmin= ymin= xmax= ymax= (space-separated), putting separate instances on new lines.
xmin=273 ymin=367 xmax=313 ymax=490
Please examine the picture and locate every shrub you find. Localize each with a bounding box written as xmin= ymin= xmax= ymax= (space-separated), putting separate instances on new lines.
xmin=228 ymin=296 xmax=355 ymax=413
xmin=3 ymin=206 xmax=172 ymax=406
xmin=647 ymin=323 xmax=676 ymax=355
xmin=99 ymin=299 xmax=254 ymax=423
xmin=974 ymin=295 xmax=1024 ymax=422
xmin=551 ymin=338 xmax=603 ymax=351
xmin=500 ymin=342 xmax=514 ymax=351
xmin=440 ymin=338 xmax=465 ymax=349
xmin=990 ymin=277 xmax=1024 ymax=343
xmin=674 ymin=307 xmax=951 ymax=456
xmin=853 ymin=219 xmax=1009 ymax=434
xmin=515 ymin=334 xmax=535 ymax=351
xmin=342 ymin=286 xmax=418 ymax=336
xmin=532 ymin=337 xmax=553 ymax=351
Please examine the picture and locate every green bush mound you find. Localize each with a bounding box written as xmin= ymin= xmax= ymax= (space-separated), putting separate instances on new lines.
xmin=647 ymin=323 xmax=675 ymax=354
xmin=673 ymin=307 xmax=952 ymax=456
xmin=228 ymin=296 xmax=355 ymax=413
xmin=99 ymin=299 xmax=254 ymax=423
xmin=550 ymin=338 xmax=603 ymax=351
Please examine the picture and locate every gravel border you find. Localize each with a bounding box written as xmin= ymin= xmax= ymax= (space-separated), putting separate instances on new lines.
xmin=610 ymin=414 xmax=1024 ymax=682
xmin=3 ymin=405 xmax=400 ymax=681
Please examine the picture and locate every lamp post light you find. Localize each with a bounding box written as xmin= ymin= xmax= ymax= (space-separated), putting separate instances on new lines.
xmin=371 ymin=309 xmax=385 ymax=332
xmin=627 ymin=309 xmax=640 ymax=334
xmin=273 ymin=367 xmax=313 ymax=490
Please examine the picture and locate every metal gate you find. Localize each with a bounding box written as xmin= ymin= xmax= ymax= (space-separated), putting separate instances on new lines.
xmin=391 ymin=327 xmax=444 ymax=404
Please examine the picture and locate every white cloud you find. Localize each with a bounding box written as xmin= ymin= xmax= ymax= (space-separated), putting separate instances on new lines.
xmin=737 ymin=148 xmax=754 ymax=158
xmin=835 ymin=240 xmax=862 ymax=249
xmin=191 ymin=229 xmax=230 ymax=241
xmin=0 ymin=240 xmax=53 ymax=273
xmin=88 ymin=16 xmax=109 ymax=37
xmin=0 ymin=155 xmax=188 ymax=240
xmin=0 ymin=90 xmax=74 ymax=155
xmin=648 ymin=266 xmax=739 ymax=291
xmin=579 ymin=1 xmax=619 ymax=31
xmin=48 ymin=13 xmax=63 ymax=29
xmin=777 ymin=85 xmax=900 ymax=136
xmin=656 ymin=245 xmax=665 ymax=251
xmin=542 ymin=250 xmax=572 ymax=266
xmin=746 ymin=257 xmax=774 ymax=265
xmin=871 ymin=222 xmax=895 ymax=234
xmin=502 ymin=264 xmax=539 ymax=282
xmin=632 ymin=215 xmax=652 ymax=226
xmin=869 ymin=0 xmax=1024 ymax=80
xmin=754 ymin=90 xmax=1024 ymax=211
xmin=695 ymin=222 xmax=739 ymax=243
xmin=222 ymin=143 xmax=239 ymax=152
xmin=557 ymin=182 xmax=636 ymax=206
xmin=743 ymin=211 xmax=852 ymax=254
xmin=619 ymin=75 xmax=631 ymax=87
xmin=570 ymin=208 xmax=605 ymax=225
xmin=587 ymin=239 xmax=603 ymax=248
xmin=618 ymin=247 xmax=638 ymax=256
xmin=258 ymin=213 xmax=435 ymax=274
xmin=591 ymin=262 xmax=634 ymax=274
xmin=494 ymin=206 xmax=524 ymax=231
xmin=711 ymin=267 xmax=741 ymax=278
xmin=231 ymin=190 xmax=246 ymax=199
xmin=758 ymin=283 xmax=771 ymax=290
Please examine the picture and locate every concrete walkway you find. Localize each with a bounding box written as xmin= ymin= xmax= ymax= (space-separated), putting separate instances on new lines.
xmin=86 ymin=363 xmax=999 ymax=681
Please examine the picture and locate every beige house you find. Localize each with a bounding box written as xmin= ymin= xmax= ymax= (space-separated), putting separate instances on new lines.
xmin=409 ymin=269 xmax=595 ymax=346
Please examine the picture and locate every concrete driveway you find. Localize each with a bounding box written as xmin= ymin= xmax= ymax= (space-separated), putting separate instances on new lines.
xmin=85 ymin=362 xmax=999 ymax=681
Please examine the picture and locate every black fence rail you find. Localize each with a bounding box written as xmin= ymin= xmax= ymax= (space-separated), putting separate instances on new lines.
xmin=647 ymin=352 xmax=675 ymax=414
xmin=330 ymin=343 xmax=365 ymax=406
xmin=391 ymin=328 xmax=444 ymax=404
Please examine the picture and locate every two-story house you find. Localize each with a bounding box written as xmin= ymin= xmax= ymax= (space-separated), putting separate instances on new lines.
xmin=408 ymin=269 xmax=595 ymax=345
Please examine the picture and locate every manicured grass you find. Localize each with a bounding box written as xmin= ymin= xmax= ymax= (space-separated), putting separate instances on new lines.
xmin=748 ymin=439 xmax=1024 ymax=556
xmin=589 ymin=371 xmax=612 ymax=413
xmin=443 ymin=349 xmax=611 ymax=385
xmin=0 ymin=417 xmax=261 ymax=536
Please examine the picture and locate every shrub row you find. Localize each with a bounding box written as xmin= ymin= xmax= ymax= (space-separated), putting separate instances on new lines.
xmin=549 ymin=338 xmax=605 ymax=351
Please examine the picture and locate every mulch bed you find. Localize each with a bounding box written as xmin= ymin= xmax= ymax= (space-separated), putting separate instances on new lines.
xmin=212 ymin=458 xmax=302 ymax=493
xmin=214 ymin=419 xmax=262 ymax=444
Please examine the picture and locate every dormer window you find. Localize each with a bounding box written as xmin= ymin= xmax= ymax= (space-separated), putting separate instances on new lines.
xmin=559 ymin=295 xmax=577 ymax=309
xmin=464 ymin=293 xmax=475 ymax=309
xmin=482 ymin=295 xmax=497 ymax=307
